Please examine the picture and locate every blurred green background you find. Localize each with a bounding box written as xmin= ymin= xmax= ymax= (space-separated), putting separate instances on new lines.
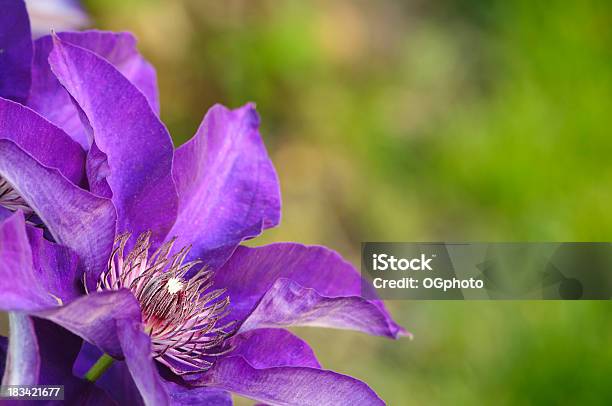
xmin=59 ymin=0 xmax=612 ymax=404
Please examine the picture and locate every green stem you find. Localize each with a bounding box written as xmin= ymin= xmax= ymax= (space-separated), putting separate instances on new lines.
xmin=84 ymin=353 xmax=115 ymax=382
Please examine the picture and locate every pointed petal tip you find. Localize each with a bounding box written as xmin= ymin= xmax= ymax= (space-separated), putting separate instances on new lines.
xmin=397 ymin=327 xmax=413 ymax=340
xmin=240 ymin=102 xmax=260 ymax=128
xmin=50 ymin=30 xmax=60 ymax=43
xmin=245 ymin=106 xmax=260 ymax=128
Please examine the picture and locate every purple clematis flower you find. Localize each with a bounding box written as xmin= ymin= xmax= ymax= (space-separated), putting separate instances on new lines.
xmin=0 ymin=1 xmax=406 ymax=405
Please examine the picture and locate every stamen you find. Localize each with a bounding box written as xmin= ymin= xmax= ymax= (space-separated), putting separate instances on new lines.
xmin=0 ymin=176 xmax=33 ymax=216
xmin=93 ymin=231 xmax=236 ymax=374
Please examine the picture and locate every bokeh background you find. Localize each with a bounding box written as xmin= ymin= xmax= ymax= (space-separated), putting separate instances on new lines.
xmin=28 ymin=0 xmax=612 ymax=404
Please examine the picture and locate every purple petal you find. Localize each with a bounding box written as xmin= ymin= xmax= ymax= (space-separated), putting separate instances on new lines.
xmin=0 ymin=341 xmax=6 ymax=388
xmin=69 ymin=386 xmax=118 ymax=406
xmin=165 ymin=383 xmax=232 ymax=406
xmin=34 ymin=319 xmax=79 ymax=383
xmin=230 ymin=328 xmax=320 ymax=369
xmin=215 ymin=243 xmax=405 ymax=338
xmin=35 ymin=290 xmax=142 ymax=358
xmin=1 ymin=315 xmax=116 ymax=403
xmin=241 ymin=278 xmax=404 ymax=339
xmin=0 ymin=215 xmax=118 ymax=397
xmin=0 ymin=97 xmax=86 ymax=186
xmin=74 ymin=343 xmax=144 ymax=406
xmin=86 ymin=141 xmax=112 ymax=198
xmin=26 ymin=225 xmax=81 ymax=305
xmin=34 ymin=319 xmax=115 ymax=404
xmin=1 ymin=313 xmax=38 ymax=385
xmin=0 ymin=0 xmax=32 ymax=104
xmin=48 ymin=36 xmax=177 ymax=243
xmin=0 ymin=140 xmax=116 ymax=282
xmin=0 ymin=335 xmax=6 ymax=368
xmin=0 ymin=207 xmax=11 ymax=222
xmin=170 ymin=104 xmax=281 ymax=269
xmin=30 ymin=30 xmax=159 ymax=148
xmin=0 ymin=212 xmax=59 ymax=311
xmin=194 ymin=356 xmax=384 ymax=406
xmin=116 ymin=319 xmax=170 ymax=405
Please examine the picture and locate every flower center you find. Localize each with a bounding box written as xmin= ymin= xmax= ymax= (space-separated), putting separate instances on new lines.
xmin=166 ymin=277 xmax=184 ymax=294
xmin=0 ymin=176 xmax=33 ymax=216
xmin=90 ymin=231 xmax=235 ymax=374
